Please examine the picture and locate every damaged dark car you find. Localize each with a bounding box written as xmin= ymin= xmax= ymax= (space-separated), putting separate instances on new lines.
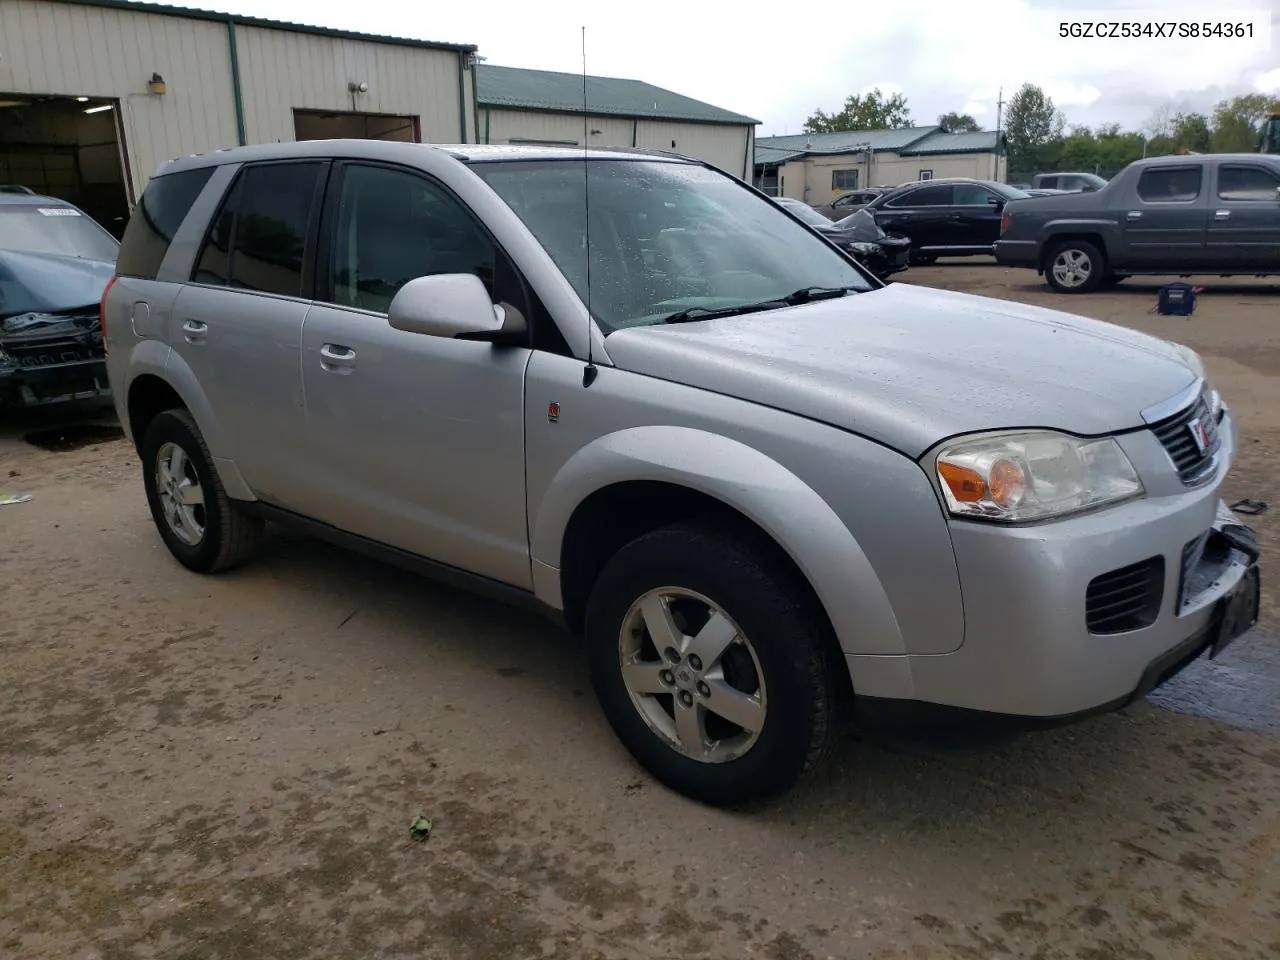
xmin=0 ymin=189 xmax=118 ymax=410
xmin=773 ymin=197 xmax=912 ymax=280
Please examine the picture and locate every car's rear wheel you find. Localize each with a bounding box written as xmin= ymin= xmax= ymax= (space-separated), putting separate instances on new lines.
xmin=1045 ymin=240 xmax=1104 ymax=293
xmin=585 ymin=521 xmax=843 ymax=807
xmin=141 ymin=408 xmax=264 ymax=573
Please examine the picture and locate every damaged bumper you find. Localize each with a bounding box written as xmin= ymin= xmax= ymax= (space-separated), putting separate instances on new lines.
xmin=0 ymin=311 xmax=111 ymax=408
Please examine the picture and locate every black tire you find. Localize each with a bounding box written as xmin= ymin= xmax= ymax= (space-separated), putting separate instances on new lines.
xmin=909 ymin=252 xmax=937 ymax=266
xmin=1044 ymin=239 xmax=1105 ymax=293
xmin=140 ymin=408 xmax=264 ymax=574
xmin=584 ymin=521 xmax=845 ymax=807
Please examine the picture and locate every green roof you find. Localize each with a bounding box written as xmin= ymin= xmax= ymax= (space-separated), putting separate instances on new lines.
xmin=52 ymin=0 xmax=475 ymax=52
xmin=900 ymin=130 xmax=1004 ymax=155
xmin=476 ymin=65 xmax=758 ymax=126
xmin=755 ymin=126 xmax=1002 ymax=166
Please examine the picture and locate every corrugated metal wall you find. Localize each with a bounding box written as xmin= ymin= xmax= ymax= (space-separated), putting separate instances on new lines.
xmin=235 ymin=25 xmax=466 ymax=146
xmin=483 ymin=108 xmax=754 ymax=179
xmin=634 ymin=120 xmax=750 ymax=179
xmin=0 ymin=0 xmax=470 ymax=203
xmin=0 ymin=0 xmax=238 ymax=198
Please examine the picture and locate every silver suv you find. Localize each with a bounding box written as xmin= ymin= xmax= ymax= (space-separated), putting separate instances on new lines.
xmin=103 ymin=141 xmax=1262 ymax=806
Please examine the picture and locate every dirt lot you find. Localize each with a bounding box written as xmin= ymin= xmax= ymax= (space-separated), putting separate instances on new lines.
xmin=2 ymin=262 xmax=1278 ymax=960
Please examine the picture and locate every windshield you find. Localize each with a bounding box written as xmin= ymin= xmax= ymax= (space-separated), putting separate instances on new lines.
xmin=470 ymin=159 xmax=872 ymax=334
xmin=0 ymin=205 xmax=119 ymax=261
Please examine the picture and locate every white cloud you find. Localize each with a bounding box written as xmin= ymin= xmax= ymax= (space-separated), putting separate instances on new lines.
xmin=1257 ymin=68 xmax=1280 ymax=93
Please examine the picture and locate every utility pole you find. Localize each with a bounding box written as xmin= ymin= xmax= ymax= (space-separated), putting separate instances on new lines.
xmin=993 ymin=86 xmax=1005 ymax=181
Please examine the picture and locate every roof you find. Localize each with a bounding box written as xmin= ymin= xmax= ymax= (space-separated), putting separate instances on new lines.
xmin=900 ymin=130 xmax=1003 ymax=156
xmin=0 ymin=189 xmax=72 ymax=206
xmin=49 ymin=0 xmax=476 ymax=52
xmin=476 ymin=65 xmax=758 ymax=126
xmin=754 ymin=126 xmax=1003 ymax=165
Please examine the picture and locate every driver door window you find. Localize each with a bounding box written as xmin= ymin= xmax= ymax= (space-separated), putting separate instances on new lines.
xmin=326 ymin=164 xmax=496 ymax=313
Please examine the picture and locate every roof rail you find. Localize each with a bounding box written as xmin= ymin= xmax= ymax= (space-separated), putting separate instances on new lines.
xmin=0 ymin=185 xmax=38 ymax=195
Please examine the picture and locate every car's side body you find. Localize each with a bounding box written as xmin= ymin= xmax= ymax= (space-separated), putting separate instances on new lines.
xmin=865 ymin=178 xmax=1019 ymax=261
xmin=996 ymin=154 xmax=1280 ymax=291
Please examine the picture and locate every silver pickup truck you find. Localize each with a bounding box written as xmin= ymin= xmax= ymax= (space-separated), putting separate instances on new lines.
xmin=104 ymin=141 xmax=1262 ymax=806
xmin=995 ymin=154 xmax=1280 ymax=292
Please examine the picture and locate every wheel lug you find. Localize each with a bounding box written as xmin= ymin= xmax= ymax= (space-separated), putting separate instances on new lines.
xmin=664 ymin=647 xmax=681 ymax=664
xmin=660 ymin=670 xmax=674 ymax=686
xmin=697 ymin=681 xmax=710 ymax=698
xmin=688 ymin=655 xmax=703 ymax=672
xmin=679 ymin=691 xmax=694 ymax=708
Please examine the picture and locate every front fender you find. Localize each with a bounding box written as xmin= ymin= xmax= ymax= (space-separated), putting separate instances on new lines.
xmin=529 ymin=425 xmax=904 ymax=657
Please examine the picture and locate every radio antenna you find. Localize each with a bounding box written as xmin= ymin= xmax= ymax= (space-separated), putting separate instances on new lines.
xmin=580 ymin=25 xmax=597 ymax=387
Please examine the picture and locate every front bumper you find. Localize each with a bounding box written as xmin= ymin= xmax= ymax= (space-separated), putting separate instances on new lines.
xmin=0 ymin=357 xmax=111 ymax=408
xmin=849 ymin=409 xmax=1264 ymax=719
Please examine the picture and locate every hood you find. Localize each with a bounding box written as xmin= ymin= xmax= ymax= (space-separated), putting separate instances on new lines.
xmin=0 ymin=249 xmax=115 ymax=320
xmin=829 ymin=209 xmax=886 ymax=242
xmin=603 ymin=283 xmax=1197 ymax=457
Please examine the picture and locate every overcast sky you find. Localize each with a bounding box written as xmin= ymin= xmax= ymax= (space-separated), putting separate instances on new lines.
xmin=159 ymin=0 xmax=1277 ymax=136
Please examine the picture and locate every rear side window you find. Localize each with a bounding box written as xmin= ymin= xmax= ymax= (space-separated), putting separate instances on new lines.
xmin=115 ymin=166 xmax=215 ymax=279
xmin=953 ymin=184 xmax=995 ymax=205
xmin=1038 ymin=176 xmax=1059 ymax=189
xmin=1137 ymin=167 xmax=1202 ymax=202
xmin=892 ymin=184 xmax=951 ymax=206
xmin=1218 ymin=165 xmax=1280 ymax=201
xmin=192 ymin=161 xmax=324 ymax=298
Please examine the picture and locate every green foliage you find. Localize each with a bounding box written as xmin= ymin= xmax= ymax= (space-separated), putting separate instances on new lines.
xmin=1004 ymin=83 xmax=1066 ymax=174
xmin=937 ymin=112 xmax=981 ymax=132
xmin=804 ymin=88 xmax=912 ymax=133
xmin=1210 ymin=94 xmax=1280 ymax=152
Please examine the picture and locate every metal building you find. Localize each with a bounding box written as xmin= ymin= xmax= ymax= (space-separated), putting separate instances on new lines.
xmin=476 ymin=65 xmax=758 ymax=180
xmin=0 ymin=0 xmax=477 ymax=233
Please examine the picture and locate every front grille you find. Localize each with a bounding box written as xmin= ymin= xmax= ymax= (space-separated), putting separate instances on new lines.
xmin=5 ymin=336 xmax=98 ymax=368
xmin=1086 ymin=556 xmax=1165 ymax=634
xmin=1150 ymin=395 xmax=1220 ymax=485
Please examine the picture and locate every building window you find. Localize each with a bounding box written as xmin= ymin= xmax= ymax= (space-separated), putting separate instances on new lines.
xmin=831 ymin=169 xmax=859 ymax=191
xmin=755 ymin=170 xmax=780 ymax=196
xmin=918 ymin=169 xmax=934 ymax=181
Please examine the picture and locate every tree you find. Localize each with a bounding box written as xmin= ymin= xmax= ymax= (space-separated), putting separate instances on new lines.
xmin=1210 ymin=93 xmax=1280 ymax=152
xmin=804 ymin=88 xmax=911 ymax=133
xmin=1003 ymin=83 xmax=1064 ymax=174
xmin=937 ymin=112 xmax=981 ymax=132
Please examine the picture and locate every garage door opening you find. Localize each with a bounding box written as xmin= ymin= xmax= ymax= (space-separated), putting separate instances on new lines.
xmin=293 ymin=110 xmax=420 ymax=144
xmin=0 ymin=93 xmax=131 ymax=238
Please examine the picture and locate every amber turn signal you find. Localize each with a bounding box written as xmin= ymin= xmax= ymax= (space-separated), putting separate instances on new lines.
xmin=938 ymin=461 xmax=987 ymax=502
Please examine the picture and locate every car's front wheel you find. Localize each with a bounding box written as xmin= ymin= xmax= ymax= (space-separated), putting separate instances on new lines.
xmin=1045 ymin=240 xmax=1105 ymax=293
xmin=141 ymin=408 xmax=264 ymax=573
xmin=585 ymin=521 xmax=844 ymax=807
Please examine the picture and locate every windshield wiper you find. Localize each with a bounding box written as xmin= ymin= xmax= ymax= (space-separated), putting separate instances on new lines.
xmin=659 ymin=287 xmax=858 ymax=325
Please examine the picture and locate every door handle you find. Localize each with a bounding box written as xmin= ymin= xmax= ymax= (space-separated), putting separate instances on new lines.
xmin=319 ymin=343 xmax=357 ymax=371
xmin=949 ymin=213 xmax=963 ymax=221
xmin=181 ymin=319 xmax=207 ymax=342
xmin=1214 ymin=209 xmax=1231 ymax=220
xmin=1126 ymin=211 xmax=1143 ymax=221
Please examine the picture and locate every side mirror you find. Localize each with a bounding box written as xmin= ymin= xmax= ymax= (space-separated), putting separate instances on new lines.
xmin=988 ymin=196 xmax=1005 ymax=208
xmin=387 ymin=273 xmax=525 ymax=343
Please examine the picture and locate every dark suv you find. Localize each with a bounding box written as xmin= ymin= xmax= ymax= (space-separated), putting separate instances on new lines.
xmin=0 ymin=188 xmax=118 ymax=409
xmin=865 ymin=178 xmax=1033 ymax=264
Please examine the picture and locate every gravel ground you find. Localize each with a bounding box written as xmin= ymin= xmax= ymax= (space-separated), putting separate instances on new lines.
xmin=1 ymin=261 xmax=1277 ymax=960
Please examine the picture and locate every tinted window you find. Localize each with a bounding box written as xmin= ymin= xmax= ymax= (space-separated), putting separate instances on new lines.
xmin=892 ymin=184 xmax=952 ymax=206
xmin=1038 ymin=176 xmax=1059 ymax=189
xmin=116 ymin=166 xmax=214 ymax=279
xmin=328 ymin=164 xmax=496 ymax=313
xmin=1137 ymin=167 xmax=1202 ymax=202
xmin=1218 ymin=165 xmax=1280 ymax=201
xmin=954 ymin=184 xmax=996 ymax=205
xmin=193 ymin=162 xmax=323 ymax=297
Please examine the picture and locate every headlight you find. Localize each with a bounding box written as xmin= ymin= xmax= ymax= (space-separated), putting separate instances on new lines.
xmin=935 ymin=431 xmax=1144 ymax=522
xmin=846 ymin=242 xmax=880 ymax=255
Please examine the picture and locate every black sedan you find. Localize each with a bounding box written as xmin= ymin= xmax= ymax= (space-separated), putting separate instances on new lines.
xmin=773 ymin=197 xmax=911 ymax=280
xmin=863 ymin=178 xmax=1033 ymax=264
